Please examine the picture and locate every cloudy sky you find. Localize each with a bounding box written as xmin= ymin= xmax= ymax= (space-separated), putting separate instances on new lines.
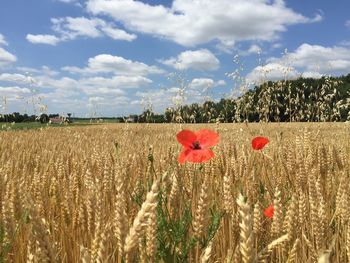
xmin=0 ymin=0 xmax=349 ymax=117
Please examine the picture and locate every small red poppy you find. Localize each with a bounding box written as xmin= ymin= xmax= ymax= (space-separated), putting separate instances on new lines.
xmin=264 ymin=205 xmax=274 ymax=219
xmin=252 ymin=136 xmax=269 ymax=150
xmin=176 ymin=129 xmax=219 ymax=164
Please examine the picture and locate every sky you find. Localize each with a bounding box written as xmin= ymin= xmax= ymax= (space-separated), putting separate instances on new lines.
xmin=0 ymin=0 xmax=349 ymax=117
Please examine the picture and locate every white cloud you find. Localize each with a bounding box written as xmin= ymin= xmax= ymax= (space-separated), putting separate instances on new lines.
xmin=0 ymin=34 xmax=8 ymax=46
xmin=87 ymin=0 xmax=321 ymax=47
xmin=27 ymin=16 xmax=136 ymax=45
xmin=189 ymin=78 xmax=214 ymax=89
xmin=52 ymin=17 xmax=103 ymax=39
xmin=80 ymin=75 xmax=152 ymax=89
xmin=0 ymin=72 xmax=151 ymax=113
xmin=216 ymin=40 xmax=236 ymax=54
xmin=301 ymin=71 xmax=323 ymax=79
xmin=0 ymin=47 xmax=17 ymax=67
xmin=84 ymin=87 xmax=126 ymax=96
xmin=100 ymin=25 xmax=136 ymax=41
xmin=188 ymin=78 xmax=228 ymax=97
xmin=0 ymin=73 xmax=28 ymax=83
xmin=26 ymin=34 xmax=61 ymax=45
xmin=246 ymin=43 xmax=350 ymax=83
xmin=272 ymin=43 xmax=282 ymax=49
xmin=88 ymin=96 xmax=105 ymax=103
xmin=346 ymin=20 xmax=350 ymax=28
xmin=161 ymin=49 xmax=219 ymax=71
xmin=56 ymin=0 xmax=82 ymax=6
xmin=0 ymin=86 xmax=31 ymax=95
xmin=34 ymin=74 xmax=152 ymax=92
xmin=247 ymin=44 xmax=262 ymax=54
xmin=37 ymin=76 xmax=79 ymax=90
xmin=246 ymin=63 xmax=300 ymax=84
xmin=17 ymin=66 xmax=60 ymax=77
xmin=216 ymin=80 xmax=226 ymax=86
xmin=269 ymin=43 xmax=350 ymax=74
xmin=0 ymin=72 xmax=143 ymax=116
xmin=238 ymin=44 xmax=263 ymax=56
xmin=87 ymin=95 xmax=130 ymax=109
xmin=0 ymin=34 xmax=16 ymax=67
xmin=63 ymin=54 xmax=164 ymax=75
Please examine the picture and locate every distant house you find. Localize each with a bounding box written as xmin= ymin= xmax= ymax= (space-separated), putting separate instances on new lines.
xmin=49 ymin=117 xmax=62 ymax=124
xmin=49 ymin=114 xmax=73 ymax=124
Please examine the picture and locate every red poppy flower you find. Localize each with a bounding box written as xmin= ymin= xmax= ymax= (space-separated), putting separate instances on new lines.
xmin=177 ymin=129 xmax=219 ymax=164
xmin=264 ymin=205 xmax=274 ymax=219
xmin=252 ymin=136 xmax=269 ymax=150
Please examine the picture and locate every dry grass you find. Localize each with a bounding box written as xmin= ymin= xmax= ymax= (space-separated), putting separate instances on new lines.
xmin=0 ymin=122 xmax=350 ymax=262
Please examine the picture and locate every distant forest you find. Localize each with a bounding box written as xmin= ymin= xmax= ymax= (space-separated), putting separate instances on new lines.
xmin=1 ymin=74 xmax=350 ymax=123
xmin=134 ymin=73 xmax=350 ymax=123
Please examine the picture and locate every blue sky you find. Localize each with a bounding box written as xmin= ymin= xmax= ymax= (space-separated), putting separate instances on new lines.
xmin=0 ymin=0 xmax=349 ymax=117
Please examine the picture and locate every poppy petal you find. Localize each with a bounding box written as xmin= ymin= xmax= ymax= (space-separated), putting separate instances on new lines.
xmin=264 ymin=205 xmax=274 ymax=219
xmin=178 ymin=148 xmax=191 ymax=164
xmin=177 ymin=130 xmax=197 ymax=148
xmin=252 ymin=136 xmax=269 ymax=150
xmin=195 ymin=129 xmax=220 ymax=148
xmin=186 ymin=149 xmax=214 ymax=163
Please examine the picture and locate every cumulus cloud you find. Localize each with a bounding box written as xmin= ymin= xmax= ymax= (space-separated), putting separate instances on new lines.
xmin=87 ymin=0 xmax=321 ymax=47
xmin=0 ymin=34 xmax=17 ymax=67
xmin=80 ymin=75 xmax=152 ymax=89
xmin=216 ymin=80 xmax=226 ymax=86
xmin=17 ymin=66 xmax=60 ymax=77
xmin=237 ymin=44 xmax=263 ymax=56
xmin=0 ymin=34 xmax=7 ymax=46
xmin=51 ymin=17 xmax=102 ymax=38
xmin=63 ymin=54 xmax=164 ymax=76
xmin=27 ymin=16 xmax=136 ymax=45
xmin=247 ymin=44 xmax=262 ymax=54
xmin=301 ymin=71 xmax=323 ymax=79
xmin=246 ymin=43 xmax=350 ymax=83
xmin=272 ymin=43 xmax=283 ymax=49
xmin=270 ymin=43 xmax=350 ymax=74
xmin=87 ymin=95 xmax=131 ymax=113
xmin=0 ymin=48 xmax=17 ymax=67
xmin=33 ymin=74 xmax=153 ymax=97
xmin=100 ymin=25 xmax=136 ymax=41
xmin=161 ymin=49 xmax=219 ymax=71
xmin=84 ymin=87 xmax=126 ymax=96
xmin=0 ymin=62 xmax=155 ymax=116
xmin=246 ymin=63 xmax=300 ymax=84
xmin=0 ymin=86 xmax=31 ymax=94
xmin=189 ymin=78 xmax=214 ymax=90
xmin=0 ymin=87 xmax=31 ymax=105
xmin=26 ymin=34 xmax=61 ymax=45
xmin=0 ymin=73 xmax=28 ymax=83
xmin=189 ymin=78 xmax=227 ymax=90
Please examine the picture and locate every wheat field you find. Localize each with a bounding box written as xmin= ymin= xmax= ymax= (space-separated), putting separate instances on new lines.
xmin=0 ymin=123 xmax=350 ymax=262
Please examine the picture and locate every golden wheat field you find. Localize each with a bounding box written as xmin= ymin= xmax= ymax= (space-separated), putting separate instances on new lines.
xmin=0 ymin=123 xmax=350 ymax=263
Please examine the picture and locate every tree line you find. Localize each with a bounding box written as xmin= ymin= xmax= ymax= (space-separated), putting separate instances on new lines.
xmin=136 ymin=74 xmax=350 ymax=123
